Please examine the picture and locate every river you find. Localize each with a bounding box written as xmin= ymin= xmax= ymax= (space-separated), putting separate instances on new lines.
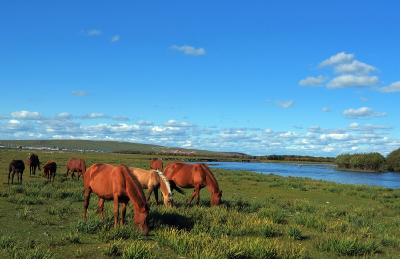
xmin=203 ymin=162 xmax=400 ymax=189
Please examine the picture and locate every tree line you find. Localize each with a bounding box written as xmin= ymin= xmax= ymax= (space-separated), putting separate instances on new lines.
xmin=334 ymin=147 xmax=400 ymax=172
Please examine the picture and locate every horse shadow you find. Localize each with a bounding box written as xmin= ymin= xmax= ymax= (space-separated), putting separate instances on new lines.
xmin=151 ymin=210 xmax=194 ymax=231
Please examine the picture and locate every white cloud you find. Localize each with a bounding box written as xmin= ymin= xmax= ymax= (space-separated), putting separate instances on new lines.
xmin=70 ymin=91 xmax=92 ymax=96
xmin=319 ymin=52 xmax=354 ymax=67
xmin=322 ymin=107 xmax=332 ymax=112
xmin=327 ymin=75 xmax=379 ymax=89
xmin=376 ymin=81 xmax=400 ymax=93
xmin=334 ymin=60 xmax=377 ymax=75
xmin=170 ymin=45 xmax=206 ymax=55
xmin=111 ymin=35 xmax=120 ymax=42
xmin=113 ymin=116 xmax=130 ymax=121
xmin=343 ymin=107 xmax=387 ymax=119
xmin=347 ymin=123 xmax=392 ymax=131
xmin=360 ymin=97 xmax=369 ymax=102
xmin=162 ymin=120 xmax=196 ymax=127
xmin=81 ymin=113 xmax=109 ymax=119
xmin=87 ymin=29 xmax=102 ymax=35
xmin=264 ymin=129 xmax=273 ymax=134
xmin=0 ymin=114 xmax=10 ymax=120
xmin=275 ymin=100 xmax=294 ymax=108
xmin=299 ymin=75 xmax=329 ymax=87
xmin=11 ymin=111 xmax=44 ymax=120
xmin=138 ymin=120 xmax=153 ymax=126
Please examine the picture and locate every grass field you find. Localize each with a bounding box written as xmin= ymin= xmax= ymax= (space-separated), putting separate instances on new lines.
xmin=1 ymin=149 xmax=400 ymax=258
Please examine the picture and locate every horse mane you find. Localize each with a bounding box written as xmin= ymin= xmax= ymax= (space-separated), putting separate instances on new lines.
xmin=200 ymin=163 xmax=220 ymax=191
xmin=153 ymin=169 xmax=172 ymax=196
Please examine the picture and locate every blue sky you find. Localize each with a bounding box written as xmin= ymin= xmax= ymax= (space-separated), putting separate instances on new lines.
xmin=1 ymin=1 xmax=399 ymax=156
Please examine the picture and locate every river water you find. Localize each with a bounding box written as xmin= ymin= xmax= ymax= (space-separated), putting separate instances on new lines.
xmin=204 ymin=162 xmax=400 ymax=189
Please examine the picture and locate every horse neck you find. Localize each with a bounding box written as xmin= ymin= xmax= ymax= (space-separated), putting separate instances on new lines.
xmin=202 ymin=165 xmax=220 ymax=194
xmin=155 ymin=170 xmax=172 ymax=197
xmin=123 ymin=169 xmax=147 ymax=209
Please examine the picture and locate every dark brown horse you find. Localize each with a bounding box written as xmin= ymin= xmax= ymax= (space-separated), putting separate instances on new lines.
xmin=26 ymin=153 xmax=41 ymax=175
xmin=84 ymin=163 xmax=150 ymax=235
xmin=66 ymin=158 xmax=86 ymax=180
xmin=150 ymin=158 xmax=163 ymax=171
xmin=8 ymin=160 xmax=25 ymax=185
xmin=164 ymin=162 xmax=222 ymax=206
xmin=43 ymin=161 xmax=57 ymax=182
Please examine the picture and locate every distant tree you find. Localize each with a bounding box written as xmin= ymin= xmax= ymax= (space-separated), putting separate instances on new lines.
xmin=386 ymin=148 xmax=400 ymax=172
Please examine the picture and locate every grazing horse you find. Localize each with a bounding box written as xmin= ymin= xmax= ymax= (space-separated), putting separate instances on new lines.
xmin=66 ymin=158 xmax=86 ymax=180
xmin=164 ymin=162 xmax=222 ymax=206
xmin=8 ymin=160 xmax=25 ymax=185
xmin=130 ymin=167 xmax=178 ymax=208
xmin=43 ymin=161 xmax=57 ymax=182
xmin=27 ymin=153 xmax=41 ymax=175
xmin=84 ymin=163 xmax=150 ymax=235
xmin=150 ymin=158 xmax=163 ymax=171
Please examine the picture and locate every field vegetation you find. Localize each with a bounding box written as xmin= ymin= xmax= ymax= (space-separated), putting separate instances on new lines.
xmin=1 ymin=149 xmax=400 ymax=258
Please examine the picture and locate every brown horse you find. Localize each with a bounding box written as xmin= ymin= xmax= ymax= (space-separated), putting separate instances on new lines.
xmin=66 ymin=158 xmax=86 ymax=180
xmin=26 ymin=153 xmax=41 ymax=175
xmin=8 ymin=160 xmax=25 ymax=185
xmin=84 ymin=163 xmax=150 ymax=235
xmin=43 ymin=161 xmax=57 ymax=182
xmin=150 ymin=158 xmax=163 ymax=171
xmin=130 ymin=167 xmax=177 ymax=208
xmin=164 ymin=162 xmax=222 ymax=206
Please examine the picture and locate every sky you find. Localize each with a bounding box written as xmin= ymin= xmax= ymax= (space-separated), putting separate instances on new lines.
xmin=1 ymin=1 xmax=399 ymax=156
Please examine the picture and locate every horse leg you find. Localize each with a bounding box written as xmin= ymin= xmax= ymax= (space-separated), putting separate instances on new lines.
xmin=113 ymin=196 xmax=119 ymax=228
xmin=98 ymin=198 xmax=105 ymax=220
xmin=120 ymin=202 xmax=127 ymax=226
xmin=146 ymin=186 xmax=155 ymax=202
xmin=153 ymin=188 xmax=160 ymax=205
xmin=187 ymin=186 xmax=200 ymax=204
xmin=66 ymin=168 xmax=70 ymax=179
xmin=83 ymin=189 xmax=92 ymax=220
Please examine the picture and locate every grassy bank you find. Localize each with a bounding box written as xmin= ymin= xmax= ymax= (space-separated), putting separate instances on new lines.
xmin=1 ymin=149 xmax=400 ymax=258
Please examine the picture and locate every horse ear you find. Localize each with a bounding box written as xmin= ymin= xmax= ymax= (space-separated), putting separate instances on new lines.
xmin=219 ymin=190 xmax=222 ymax=195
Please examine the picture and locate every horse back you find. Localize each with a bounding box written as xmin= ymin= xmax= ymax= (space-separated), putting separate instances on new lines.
xmin=164 ymin=162 xmax=206 ymax=187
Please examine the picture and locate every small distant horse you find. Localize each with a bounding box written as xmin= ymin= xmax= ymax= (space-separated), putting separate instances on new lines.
xmin=130 ymin=167 xmax=179 ymax=208
xmin=66 ymin=158 xmax=86 ymax=180
xmin=8 ymin=160 xmax=25 ymax=185
xmin=150 ymin=158 xmax=163 ymax=171
xmin=26 ymin=153 xmax=41 ymax=175
xmin=43 ymin=161 xmax=57 ymax=182
xmin=84 ymin=163 xmax=150 ymax=235
xmin=164 ymin=162 xmax=222 ymax=206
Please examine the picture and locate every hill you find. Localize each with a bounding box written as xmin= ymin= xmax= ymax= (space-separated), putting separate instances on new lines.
xmin=0 ymin=139 xmax=246 ymax=156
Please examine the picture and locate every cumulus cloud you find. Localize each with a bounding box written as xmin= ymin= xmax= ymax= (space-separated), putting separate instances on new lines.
xmin=275 ymin=100 xmax=294 ymax=108
xmin=138 ymin=120 xmax=153 ymax=126
xmin=70 ymin=91 xmax=92 ymax=96
xmin=299 ymin=75 xmax=329 ymax=87
xmin=11 ymin=111 xmax=44 ymax=120
xmin=162 ymin=120 xmax=196 ymax=127
xmin=322 ymin=107 xmax=332 ymax=112
xmin=343 ymin=107 xmax=387 ymax=119
xmin=319 ymin=52 xmax=354 ymax=67
xmin=170 ymin=45 xmax=206 ymax=55
xmin=334 ymin=60 xmax=377 ymax=75
xmin=112 ymin=116 xmax=129 ymax=121
xmin=81 ymin=113 xmax=109 ymax=119
xmin=347 ymin=123 xmax=392 ymax=131
xmin=327 ymin=75 xmax=379 ymax=89
xmin=376 ymin=81 xmax=400 ymax=93
xmin=111 ymin=35 xmax=120 ymax=42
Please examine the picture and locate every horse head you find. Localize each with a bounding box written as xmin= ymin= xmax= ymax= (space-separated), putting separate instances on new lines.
xmin=211 ymin=190 xmax=222 ymax=206
xmin=164 ymin=192 xmax=174 ymax=208
xmin=133 ymin=203 xmax=150 ymax=236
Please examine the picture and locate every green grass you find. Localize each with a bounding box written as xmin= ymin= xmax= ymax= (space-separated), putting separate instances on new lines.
xmin=1 ymin=149 xmax=400 ymax=258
